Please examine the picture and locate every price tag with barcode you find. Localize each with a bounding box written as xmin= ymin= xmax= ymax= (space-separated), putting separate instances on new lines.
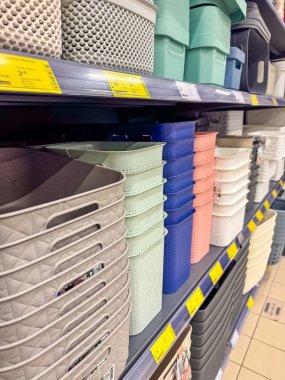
xmin=232 ymin=91 xmax=245 ymax=103
xmin=176 ymin=81 xmax=201 ymax=101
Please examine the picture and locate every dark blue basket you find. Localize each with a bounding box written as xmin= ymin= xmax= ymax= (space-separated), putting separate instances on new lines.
xmin=163 ymin=211 xmax=194 ymax=294
xmin=164 ymin=169 xmax=194 ymax=194
xmin=164 ymin=183 xmax=194 ymax=210
xmin=117 ymin=121 xmax=196 ymax=142
xmin=163 ymin=138 xmax=194 ymax=161
xmin=163 ymin=154 xmax=194 ymax=177
xmin=165 ymin=197 xmax=194 ymax=225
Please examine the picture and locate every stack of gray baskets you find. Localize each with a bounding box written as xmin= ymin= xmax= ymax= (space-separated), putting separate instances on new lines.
xmin=269 ymin=198 xmax=285 ymax=264
xmin=43 ymin=142 xmax=167 ymax=336
xmin=0 ymin=148 xmax=130 ymax=380
xmin=190 ymin=241 xmax=249 ymax=380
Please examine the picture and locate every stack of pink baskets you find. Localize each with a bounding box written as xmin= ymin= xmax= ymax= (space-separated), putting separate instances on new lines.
xmin=191 ymin=132 xmax=217 ymax=264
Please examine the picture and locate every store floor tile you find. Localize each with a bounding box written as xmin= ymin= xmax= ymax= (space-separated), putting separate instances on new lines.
xmin=254 ymin=316 xmax=285 ymax=351
xmin=250 ymin=293 xmax=266 ymax=315
xmin=237 ymin=367 xmax=269 ymax=380
xmin=273 ymin=268 xmax=285 ymax=285
xmin=222 ymin=361 xmax=240 ymax=380
xmin=241 ymin=312 xmax=259 ymax=337
xmin=230 ymin=334 xmax=251 ymax=365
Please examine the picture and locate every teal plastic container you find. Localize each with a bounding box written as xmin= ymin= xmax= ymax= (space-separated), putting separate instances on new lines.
xmin=184 ymin=5 xmax=231 ymax=85
xmin=190 ymin=0 xmax=247 ymax=24
xmin=154 ymin=0 xmax=189 ymax=80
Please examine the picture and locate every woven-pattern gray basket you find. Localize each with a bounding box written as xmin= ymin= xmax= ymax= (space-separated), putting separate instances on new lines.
xmin=61 ymin=0 xmax=157 ymax=74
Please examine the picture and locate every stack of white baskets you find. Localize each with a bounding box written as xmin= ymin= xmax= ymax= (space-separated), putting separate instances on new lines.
xmin=211 ymin=147 xmax=251 ymax=247
xmin=44 ymin=141 xmax=167 ymax=336
xmin=0 ymin=148 xmax=130 ymax=380
xmin=246 ymin=129 xmax=285 ymax=202
xmin=244 ymin=209 xmax=277 ymax=294
xmin=203 ymin=111 xmax=244 ymax=136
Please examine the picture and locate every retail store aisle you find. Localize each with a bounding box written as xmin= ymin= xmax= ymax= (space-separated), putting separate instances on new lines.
xmin=223 ymin=257 xmax=285 ymax=380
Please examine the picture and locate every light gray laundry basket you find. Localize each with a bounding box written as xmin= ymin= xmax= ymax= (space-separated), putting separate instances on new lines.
xmin=61 ymin=0 xmax=157 ymax=74
xmin=0 ymin=262 xmax=129 ymax=346
xmin=0 ymin=237 xmax=128 ymax=322
xmin=0 ymin=0 xmax=62 ymax=57
xmin=269 ymin=198 xmax=285 ymax=264
xmin=0 ymin=218 xmax=126 ymax=297
xmin=0 ymin=148 xmax=124 ymax=245
xmin=0 ymin=196 xmax=125 ymax=273
xmin=36 ymin=307 xmax=131 ymax=380
xmin=0 ymin=251 xmax=128 ymax=344
xmin=0 ymin=281 xmax=130 ymax=367
xmin=0 ymin=299 xmax=130 ymax=380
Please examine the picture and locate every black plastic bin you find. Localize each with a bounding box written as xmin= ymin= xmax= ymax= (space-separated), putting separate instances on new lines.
xmin=231 ymin=29 xmax=269 ymax=94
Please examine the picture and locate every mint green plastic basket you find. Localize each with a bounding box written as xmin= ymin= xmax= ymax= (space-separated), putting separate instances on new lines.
xmin=46 ymin=142 xmax=165 ymax=174
xmin=129 ymin=229 xmax=167 ymax=335
xmin=124 ymin=162 xmax=165 ymax=196
xmin=128 ymin=214 xmax=167 ymax=256
xmin=124 ymin=181 xmax=165 ymax=217
xmin=154 ymin=0 xmax=189 ymax=80
xmin=184 ymin=5 xmax=231 ymax=85
xmin=126 ymin=199 xmax=165 ymax=237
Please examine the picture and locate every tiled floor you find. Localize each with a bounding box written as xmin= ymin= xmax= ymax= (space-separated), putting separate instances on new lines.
xmin=222 ymin=256 xmax=285 ymax=380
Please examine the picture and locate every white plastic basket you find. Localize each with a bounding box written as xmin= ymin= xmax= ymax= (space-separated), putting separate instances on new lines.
xmin=250 ymin=209 xmax=277 ymax=240
xmin=213 ymin=190 xmax=249 ymax=214
xmin=210 ymin=198 xmax=248 ymax=247
xmin=246 ymin=108 xmax=285 ymax=125
xmin=243 ymin=256 xmax=268 ymax=294
xmin=203 ymin=111 xmax=244 ymax=136
xmin=0 ymin=0 xmax=62 ymax=58
xmin=215 ymin=162 xmax=250 ymax=181
xmin=248 ymin=131 xmax=285 ymax=159
xmin=215 ymin=169 xmax=250 ymax=194
xmin=272 ymin=157 xmax=285 ymax=181
xmin=254 ymin=180 xmax=270 ymax=203
xmin=214 ymin=181 xmax=249 ymax=204
xmin=258 ymin=158 xmax=277 ymax=182
xmin=61 ymin=0 xmax=157 ymax=74
xmin=129 ymin=230 xmax=166 ymax=335
xmin=215 ymin=147 xmax=251 ymax=170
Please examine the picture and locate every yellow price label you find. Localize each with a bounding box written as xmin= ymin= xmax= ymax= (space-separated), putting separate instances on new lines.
xmin=209 ymin=261 xmax=224 ymax=285
xmin=247 ymin=296 xmax=254 ymax=309
xmin=250 ymin=94 xmax=259 ymax=106
xmin=248 ymin=220 xmax=257 ymax=233
xmin=104 ymin=70 xmax=150 ymax=99
xmin=227 ymin=242 xmax=239 ymax=261
xmin=264 ymin=200 xmax=270 ymax=209
xmin=273 ymin=98 xmax=278 ymax=106
xmin=279 ymin=180 xmax=285 ymax=188
xmin=0 ymin=53 xmax=61 ymax=94
xmin=150 ymin=324 xmax=176 ymax=363
xmin=255 ymin=210 xmax=264 ymax=222
xmin=186 ymin=287 xmax=205 ymax=317
xmin=272 ymin=189 xmax=278 ymax=198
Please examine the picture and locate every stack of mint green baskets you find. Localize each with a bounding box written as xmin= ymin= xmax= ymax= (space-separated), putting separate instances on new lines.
xmin=184 ymin=0 xmax=247 ymax=86
xmin=154 ymin=0 xmax=190 ymax=80
xmin=45 ymin=142 xmax=167 ymax=336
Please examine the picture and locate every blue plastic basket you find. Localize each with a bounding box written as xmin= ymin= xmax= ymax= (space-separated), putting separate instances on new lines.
xmin=224 ymin=47 xmax=245 ymax=90
xmin=163 ymin=138 xmax=194 ymax=161
xmin=164 ymin=169 xmax=194 ymax=194
xmin=163 ymin=153 xmax=194 ymax=177
xmin=163 ymin=211 xmax=194 ymax=294
xmin=164 ymin=183 xmax=194 ymax=210
xmin=165 ymin=197 xmax=194 ymax=225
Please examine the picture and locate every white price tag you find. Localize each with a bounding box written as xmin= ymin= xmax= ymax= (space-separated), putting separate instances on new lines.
xmin=233 ymin=91 xmax=245 ymax=104
xmin=230 ymin=329 xmax=240 ymax=348
xmin=215 ymin=368 xmax=224 ymax=380
xmin=176 ymin=81 xmax=201 ymax=101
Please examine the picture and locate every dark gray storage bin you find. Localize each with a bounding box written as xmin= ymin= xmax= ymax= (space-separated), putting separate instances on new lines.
xmin=231 ymin=29 xmax=269 ymax=94
xmin=246 ymin=176 xmax=258 ymax=211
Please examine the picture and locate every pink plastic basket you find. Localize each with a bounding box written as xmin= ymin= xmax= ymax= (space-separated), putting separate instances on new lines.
xmin=194 ymin=173 xmax=215 ymax=194
xmin=194 ymin=132 xmax=218 ymax=152
xmin=194 ymin=148 xmax=215 ymax=166
xmin=194 ymin=187 xmax=214 ymax=208
xmin=193 ymin=160 xmax=215 ymax=181
xmin=191 ymin=199 xmax=213 ymax=264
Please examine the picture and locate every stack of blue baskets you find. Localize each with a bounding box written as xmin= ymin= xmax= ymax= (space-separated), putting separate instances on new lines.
xmin=104 ymin=121 xmax=196 ymax=293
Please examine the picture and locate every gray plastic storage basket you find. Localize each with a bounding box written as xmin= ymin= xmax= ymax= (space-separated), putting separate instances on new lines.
xmin=0 ymin=300 xmax=130 ymax=380
xmin=0 ymin=251 xmax=128 ymax=345
xmin=61 ymin=0 xmax=157 ymax=74
xmin=0 ymin=0 xmax=62 ymax=58
xmin=0 ymin=238 xmax=127 ymax=322
xmin=0 ymin=219 xmax=126 ymax=297
xmin=0 ymin=197 xmax=125 ymax=273
xmin=0 ymin=148 xmax=124 ymax=246
xmin=0 ymin=279 xmax=130 ymax=367
xmin=41 ymin=308 xmax=131 ymax=380
xmin=269 ymin=198 xmax=285 ymax=264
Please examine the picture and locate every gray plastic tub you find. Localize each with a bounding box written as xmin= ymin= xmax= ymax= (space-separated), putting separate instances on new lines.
xmin=269 ymin=198 xmax=285 ymax=264
xmin=0 ymin=148 xmax=125 ymax=246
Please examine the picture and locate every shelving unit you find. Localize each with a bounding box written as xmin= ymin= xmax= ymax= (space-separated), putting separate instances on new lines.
xmin=121 ymin=176 xmax=285 ymax=380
